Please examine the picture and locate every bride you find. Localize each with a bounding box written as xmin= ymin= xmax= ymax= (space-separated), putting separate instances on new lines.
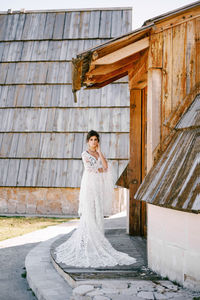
xmin=55 ymin=130 xmax=136 ymax=268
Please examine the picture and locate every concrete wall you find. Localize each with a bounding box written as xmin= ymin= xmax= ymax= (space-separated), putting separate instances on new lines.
xmin=0 ymin=187 xmax=126 ymax=216
xmin=147 ymin=204 xmax=200 ymax=291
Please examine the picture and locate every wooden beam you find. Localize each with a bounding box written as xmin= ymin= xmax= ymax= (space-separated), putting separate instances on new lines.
xmin=129 ymin=89 xmax=142 ymax=235
xmin=86 ymin=53 xmax=141 ymax=76
xmin=84 ymin=71 xmax=128 ymax=89
xmin=92 ymin=37 xmax=149 ymax=65
xmin=84 ymin=61 xmax=135 ymax=85
xmin=128 ymin=50 xmax=148 ymax=90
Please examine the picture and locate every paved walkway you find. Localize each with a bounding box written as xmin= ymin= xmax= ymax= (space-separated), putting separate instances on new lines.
xmin=1 ymin=213 xmax=200 ymax=300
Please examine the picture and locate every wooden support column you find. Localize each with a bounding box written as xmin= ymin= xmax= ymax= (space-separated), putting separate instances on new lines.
xmin=129 ymin=89 xmax=142 ymax=235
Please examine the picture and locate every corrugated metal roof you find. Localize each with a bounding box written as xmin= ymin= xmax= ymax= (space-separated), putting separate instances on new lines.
xmin=0 ymin=8 xmax=132 ymax=187
xmin=135 ymin=95 xmax=200 ymax=213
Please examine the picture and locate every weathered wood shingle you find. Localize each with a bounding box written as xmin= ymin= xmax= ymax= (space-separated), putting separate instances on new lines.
xmin=0 ymin=8 xmax=132 ymax=187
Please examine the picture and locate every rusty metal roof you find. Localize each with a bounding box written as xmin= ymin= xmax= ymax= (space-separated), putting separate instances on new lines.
xmin=135 ymin=94 xmax=200 ymax=213
xmin=0 ymin=8 xmax=132 ymax=187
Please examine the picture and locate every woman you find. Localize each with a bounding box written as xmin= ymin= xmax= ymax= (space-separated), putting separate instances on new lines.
xmin=55 ymin=130 xmax=136 ymax=268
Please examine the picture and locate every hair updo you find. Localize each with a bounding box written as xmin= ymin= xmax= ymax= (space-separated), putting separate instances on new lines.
xmin=86 ymin=130 xmax=100 ymax=142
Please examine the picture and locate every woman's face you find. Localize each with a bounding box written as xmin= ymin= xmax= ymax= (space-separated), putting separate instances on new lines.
xmin=88 ymin=136 xmax=98 ymax=149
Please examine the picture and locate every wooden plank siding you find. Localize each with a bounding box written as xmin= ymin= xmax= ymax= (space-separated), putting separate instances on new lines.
xmin=148 ymin=16 xmax=200 ymax=163
xmin=0 ymin=8 xmax=132 ymax=187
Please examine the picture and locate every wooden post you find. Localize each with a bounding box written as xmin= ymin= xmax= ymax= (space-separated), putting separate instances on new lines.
xmin=129 ymin=89 xmax=142 ymax=235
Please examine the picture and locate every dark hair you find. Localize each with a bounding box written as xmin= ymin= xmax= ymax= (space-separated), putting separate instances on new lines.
xmin=86 ymin=130 xmax=100 ymax=142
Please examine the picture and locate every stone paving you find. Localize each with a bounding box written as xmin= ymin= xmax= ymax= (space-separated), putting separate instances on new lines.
xmin=71 ymin=280 xmax=200 ymax=300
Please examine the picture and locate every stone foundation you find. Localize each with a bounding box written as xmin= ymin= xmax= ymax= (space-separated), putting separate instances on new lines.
xmin=0 ymin=187 xmax=126 ymax=216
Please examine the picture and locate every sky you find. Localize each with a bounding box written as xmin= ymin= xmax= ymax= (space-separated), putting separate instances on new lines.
xmin=0 ymin=0 xmax=195 ymax=29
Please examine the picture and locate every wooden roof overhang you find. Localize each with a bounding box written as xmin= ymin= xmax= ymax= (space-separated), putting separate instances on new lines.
xmin=72 ymin=24 xmax=153 ymax=101
xmin=135 ymin=94 xmax=200 ymax=214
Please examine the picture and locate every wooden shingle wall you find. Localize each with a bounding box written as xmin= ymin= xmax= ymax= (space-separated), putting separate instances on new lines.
xmin=0 ymin=8 xmax=132 ymax=191
xmin=148 ymin=11 xmax=200 ymax=161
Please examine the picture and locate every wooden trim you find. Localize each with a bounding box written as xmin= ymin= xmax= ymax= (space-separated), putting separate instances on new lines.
xmin=86 ymin=53 xmax=140 ymax=76
xmin=92 ymin=37 xmax=149 ymax=65
xmin=129 ymin=89 xmax=142 ymax=235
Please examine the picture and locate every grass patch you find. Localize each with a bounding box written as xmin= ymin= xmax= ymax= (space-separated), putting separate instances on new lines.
xmin=0 ymin=216 xmax=73 ymax=241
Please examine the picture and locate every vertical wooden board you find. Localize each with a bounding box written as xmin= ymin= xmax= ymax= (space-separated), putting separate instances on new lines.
xmin=172 ymin=23 xmax=187 ymax=110
xmin=0 ymin=133 xmax=4 ymax=156
xmin=8 ymin=13 xmax=20 ymax=40
xmin=66 ymin=133 xmax=75 ymax=158
xmin=186 ymin=20 xmax=196 ymax=94
xmin=3 ymin=109 xmax=13 ymax=131
xmin=99 ymin=11 xmax=112 ymax=38
xmin=60 ymin=40 xmax=69 ymax=60
xmin=101 ymin=133 xmax=111 ymax=158
xmin=7 ymin=42 xmax=20 ymax=61
xmin=5 ymin=62 xmax=16 ymax=84
xmin=162 ymin=28 xmax=173 ymax=141
xmin=38 ymin=40 xmax=49 ymax=61
xmin=121 ymin=9 xmax=132 ymax=35
xmin=3 ymin=14 xmax=14 ymax=41
xmin=196 ymin=17 xmax=200 ymax=84
xmin=6 ymin=85 xmax=16 ymax=107
xmin=16 ymin=159 xmax=28 ymax=186
xmin=57 ymin=62 xmax=70 ymax=83
xmin=149 ymin=32 xmax=163 ymax=68
xmin=73 ymin=133 xmax=84 ymax=158
xmin=46 ymin=62 xmax=59 ymax=83
xmin=48 ymin=159 xmax=58 ymax=187
xmin=27 ymin=14 xmax=40 ymax=40
xmin=43 ymin=13 xmax=56 ymax=39
xmin=22 ymin=85 xmax=33 ymax=106
xmin=30 ymin=159 xmax=40 ymax=186
xmin=120 ymin=108 xmax=129 ymax=132
xmin=111 ymin=11 xmax=122 ymax=37
xmin=88 ymin=11 xmax=100 ymax=37
xmin=0 ymin=42 xmax=4 ymax=61
xmin=0 ymin=133 xmax=13 ymax=157
xmin=37 ymin=108 xmax=48 ymax=131
xmin=52 ymin=12 xmax=65 ymax=39
xmin=0 ymin=86 xmax=9 ymax=107
xmin=26 ymin=133 xmax=40 ymax=157
xmin=87 ymin=89 xmax=99 ymax=107
xmin=120 ymin=84 xmax=130 ymax=106
xmin=35 ymin=13 xmax=47 ymax=39
xmin=15 ymin=13 xmax=26 ymax=40
xmin=8 ymin=133 xmax=20 ymax=156
xmin=21 ymin=14 xmax=33 ymax=39
xmin=68 ymin=11 xmax=81 ymax=39
xmin=5 ymin=159 xmax=20 ymax=186
xmin=63 ymin=12 xmax=72 ymax=39
xmin=21 ymin=40 xmax=34 ymax=61
xmin=59 ymin=86 xmax=73 ymax=107
xmin=0 ymin=15 xmax=8 ymax=40
xmin=79 ymin=11 xmax=90 ymax=38
xmin=30 ymin=41 xmax=40 ymax=61
xmin=118 ymin=133 xmax=129 ymax=159
xmin=30 ymin=85 xmax=40 ymax=106
xmin=0 ymin=159 xmax=9 ymax=185
xmin=71 ymin=160 xmax=82 ymax=187
xmin=47 ymin=40 xmax=58 ymax=60
xmin=41 ymin=159 xmax=51 ymax=186
xmin=1 ymin=42 xmax=10 ymax=61
xmin=129 ymin=89 xmax=142 ymax=235
xmin=0 ymin=63 xmax=9 ymax=84
xmin=57 ymin=133 xmax=67 ymax=158
xmin=110 ymin=159 xmax=119 ymax=184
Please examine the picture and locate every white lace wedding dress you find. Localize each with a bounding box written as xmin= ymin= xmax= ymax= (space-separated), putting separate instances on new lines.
xmin=55 ymin=151 xmax=136 ymax=268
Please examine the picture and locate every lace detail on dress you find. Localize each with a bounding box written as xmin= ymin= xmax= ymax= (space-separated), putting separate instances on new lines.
xmin=55 ymin=150 xmax=137 ymax=268
xmin=81 ymin=151 xmax=99 ymax=173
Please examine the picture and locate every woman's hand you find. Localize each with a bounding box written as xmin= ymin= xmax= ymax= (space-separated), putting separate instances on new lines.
xmin=96 ymin=143 xmax=101 ymax=154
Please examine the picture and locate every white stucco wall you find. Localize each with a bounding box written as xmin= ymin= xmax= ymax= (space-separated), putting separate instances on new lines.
xmin=147 ymin=204 xmax=200 ymax=291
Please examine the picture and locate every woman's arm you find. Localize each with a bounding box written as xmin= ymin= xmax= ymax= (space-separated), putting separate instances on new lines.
xmin=96 ymin=144 xmax=108 ymax=171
